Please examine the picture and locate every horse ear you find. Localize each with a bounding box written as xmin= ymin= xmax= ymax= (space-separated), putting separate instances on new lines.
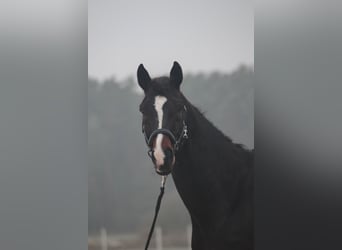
xmin=170 ymin=61 xmax=183 ymax=90
xmin=137 ymin=64 xmax=151 ymax=92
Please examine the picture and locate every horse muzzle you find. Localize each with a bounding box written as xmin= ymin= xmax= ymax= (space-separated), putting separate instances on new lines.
xmin=151 ymin=134 xmax=175 ymax=175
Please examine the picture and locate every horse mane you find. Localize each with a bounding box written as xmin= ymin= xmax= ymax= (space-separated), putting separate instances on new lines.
xmin=178 ymin=94 xmax=254 ymax=172
xmin=184 ymin=95 xmax=252 ymax=149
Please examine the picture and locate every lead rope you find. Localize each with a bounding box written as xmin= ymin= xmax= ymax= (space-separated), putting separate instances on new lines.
xmin=144 ymin=176 xmax=167 ymax=250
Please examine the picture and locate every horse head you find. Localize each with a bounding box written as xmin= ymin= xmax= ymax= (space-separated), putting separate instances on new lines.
xmin=137 ymin=62 xmax=188 ymax=175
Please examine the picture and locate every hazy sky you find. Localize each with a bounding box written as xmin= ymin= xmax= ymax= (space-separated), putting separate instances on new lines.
xmin=89 ymin=0 xmax=253 ymax=81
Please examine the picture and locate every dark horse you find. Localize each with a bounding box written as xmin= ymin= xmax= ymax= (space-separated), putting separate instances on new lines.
xmin=137 ymin=62 xmax=253 ymax=250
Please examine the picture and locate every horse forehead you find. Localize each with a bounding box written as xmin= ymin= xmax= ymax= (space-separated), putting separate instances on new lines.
xmin=154 ymin=96 xmax=167 ymax=112
xmin=153 ymin=96 xmax=167 ymax=128
xmin=154 ymin=95 xmax=167 ymax=103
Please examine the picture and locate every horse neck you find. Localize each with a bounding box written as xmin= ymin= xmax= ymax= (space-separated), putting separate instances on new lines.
xmin=172 ymin=102 xmax=235 ymax=222
xmin=183 ymin=102 xmax=230 ymax=158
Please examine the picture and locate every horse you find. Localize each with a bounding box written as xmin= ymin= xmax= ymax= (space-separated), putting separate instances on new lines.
xmin=137 ymin=62 xmax=253 ymax=250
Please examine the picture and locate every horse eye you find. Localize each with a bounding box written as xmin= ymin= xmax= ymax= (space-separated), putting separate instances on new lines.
xmin=142 ymin=115 xmax=155 ymax=126
xmin=139 ymin=103 xmax=147 ymax=113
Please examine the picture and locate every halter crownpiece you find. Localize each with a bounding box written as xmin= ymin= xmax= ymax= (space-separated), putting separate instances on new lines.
xmin=142 ymin=105 xmax=189 ymax=153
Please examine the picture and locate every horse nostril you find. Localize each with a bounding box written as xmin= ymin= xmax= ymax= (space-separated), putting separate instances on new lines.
xmin=163 ymin=148 xmax=175 ymax=166
xmin=164 ymin=148 xmax=174 ymax=158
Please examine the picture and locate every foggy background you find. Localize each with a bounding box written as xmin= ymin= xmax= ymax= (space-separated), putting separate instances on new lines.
xmin=88 ymin=0 xmax=253 ymax=248
xmin=88 ymin=0 xmax=253 ymax=81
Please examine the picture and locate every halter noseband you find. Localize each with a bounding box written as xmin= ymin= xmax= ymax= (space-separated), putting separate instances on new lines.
xmin=142 ymin=105 xmax=189 ymax=152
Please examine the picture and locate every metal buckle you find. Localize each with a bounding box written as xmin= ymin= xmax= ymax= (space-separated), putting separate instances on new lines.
xmin=183 ymin=125 xmax=188 ymax=139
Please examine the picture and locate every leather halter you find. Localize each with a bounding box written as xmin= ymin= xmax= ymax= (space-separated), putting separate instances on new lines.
xmin=142 ymin=105 xmax=189 ymax=152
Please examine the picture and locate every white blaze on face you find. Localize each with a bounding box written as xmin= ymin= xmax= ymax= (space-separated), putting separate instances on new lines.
xmin=153 ymin=96 xmax=167 ymax=167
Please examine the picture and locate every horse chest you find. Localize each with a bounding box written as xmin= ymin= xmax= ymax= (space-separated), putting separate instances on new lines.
xmin=172 ymin=160 xmax=229 ymax=224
